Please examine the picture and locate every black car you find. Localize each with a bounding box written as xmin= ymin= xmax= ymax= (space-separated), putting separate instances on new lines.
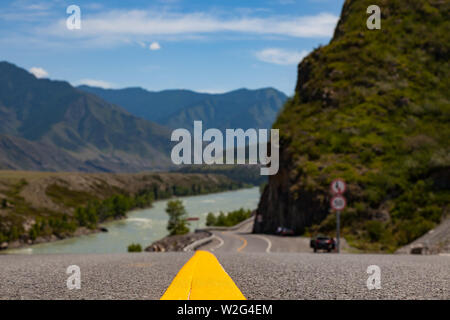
xmin=275 ymin=227 xmax=295 ymax=236
xmin=310 ymin=236 xmax=335 ymax=252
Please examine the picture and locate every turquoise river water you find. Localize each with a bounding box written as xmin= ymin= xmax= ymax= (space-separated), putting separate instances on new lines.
xmin=6 ymin=187 xmax=259 ymax=254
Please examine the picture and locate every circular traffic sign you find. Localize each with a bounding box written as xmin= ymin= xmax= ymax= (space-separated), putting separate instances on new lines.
xmin=330 ymin=179 xmax=346 ymax=195
xmin=331 ymin=195 xmax=346 ymax=211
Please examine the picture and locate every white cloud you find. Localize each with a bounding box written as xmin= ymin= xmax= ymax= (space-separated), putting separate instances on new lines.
xmin=255 ymin=48 xmax=309 ymax=65
xmin=0 ymin=1 xmax=53 ymax=22
xmin=137 ymin=41 xmax=146 ymax=48
xmin=76 ymin=79 xmax=115 ymax=89
xmin=43 ymin=10 xmax=338 ymax=40
xmin=149 ymin=41 xmax=161 ymax=50
xmin=197 ymin=88 xmax=230 ymax=94
xmin=29 ymin=67 xmax=49 ymax=78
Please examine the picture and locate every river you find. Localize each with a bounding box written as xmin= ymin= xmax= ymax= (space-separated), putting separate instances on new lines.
xmin=6 ymin=187 xmax=260 ymax=254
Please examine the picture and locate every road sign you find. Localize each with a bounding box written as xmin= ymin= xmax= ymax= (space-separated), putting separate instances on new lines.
xmin=330 ymin=179 xmax=346 ymax=195
xmin=330 ymin=195 xmax=346 ymax=211
xmin=330 ymin=179 xmax=346 ymax=254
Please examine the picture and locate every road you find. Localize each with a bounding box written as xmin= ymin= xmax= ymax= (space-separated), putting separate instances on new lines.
xmin=197 ymin=218 xmax=350 ymax=253
xmin=199 ymin=219 xmax=276 ymax=253
xmin=0 ymin=219 xmax=448 ymax=300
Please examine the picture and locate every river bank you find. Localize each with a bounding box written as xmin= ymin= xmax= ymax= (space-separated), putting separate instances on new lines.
xmin=4 ymin=187 xmax=260 ymax=254
xmin=2 ymin=225 xmax=102 ymax=250
xmin=0 ymin=171 xmax=244 ymax=252
xmin=145 ymin=231 xmax=211 ymax=252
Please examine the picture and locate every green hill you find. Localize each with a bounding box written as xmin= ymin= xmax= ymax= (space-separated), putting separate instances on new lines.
xmin=255 ymin=0 xmax=449 ymax=252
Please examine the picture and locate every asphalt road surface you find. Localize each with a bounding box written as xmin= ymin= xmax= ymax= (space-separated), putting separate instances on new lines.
xmin=198 ymin=218 xmax=350 ymax=253
xmin=0 ymin=219 xmax=448 ymax=300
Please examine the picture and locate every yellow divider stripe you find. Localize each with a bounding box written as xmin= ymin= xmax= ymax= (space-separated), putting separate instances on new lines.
xmin=161 ymin=250 xmax=246 ymax=300
xmin=189 ymin=251 xmax=245 ymax=300
xmin=160 ymin=251 xmax=198 ymax=300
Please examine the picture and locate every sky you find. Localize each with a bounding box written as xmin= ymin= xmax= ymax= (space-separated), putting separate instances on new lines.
xmin=0 ymin=0 xmax=345 ymax=95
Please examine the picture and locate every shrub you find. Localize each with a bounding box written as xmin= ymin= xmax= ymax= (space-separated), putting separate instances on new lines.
xmin=395 ymin=217 xmax=435 ymax=246
xmin=28 ymin=228 xmax=38 ymax=241
xmin=207 ymin=208 xmax=252 ymax=227
xmin=127 ymin=243 xmax=142 ymax=252
xmin=206 ymin=212 xmax=217 ymax=226
xmin=8 ymin=226 xmax=19 ymax=241
xmin=0 ymin=231 xmax=7 ymax=243
xmin=365 ymin=220 xmax=384 ymax=242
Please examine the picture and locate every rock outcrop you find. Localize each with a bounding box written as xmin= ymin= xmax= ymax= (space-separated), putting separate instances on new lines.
xmin=145 ymin=231 xmax=211 ymax=252
xmin=254 ymin=0 xmax=449 ymax=252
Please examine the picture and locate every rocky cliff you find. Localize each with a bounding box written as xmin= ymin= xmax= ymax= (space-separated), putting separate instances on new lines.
xmin=254 ymin=0 xmax=449 ymax=252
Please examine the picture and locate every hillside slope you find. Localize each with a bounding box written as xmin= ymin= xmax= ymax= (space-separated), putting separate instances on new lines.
xmin=254 ymin=0 xmax=449 ymax=252
xmin=0 ymin=62 xmax=172 ymax=172
xmin=78 ymin=85 xmax=287 ymax=131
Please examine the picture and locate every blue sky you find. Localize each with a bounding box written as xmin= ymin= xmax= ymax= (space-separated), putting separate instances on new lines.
xmin=0 ymin=0 xmax=345 ymax=95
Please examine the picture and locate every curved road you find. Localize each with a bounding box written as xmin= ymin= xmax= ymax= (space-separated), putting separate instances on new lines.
xmin=200 ymin=219 xmax=274 ymax=253
xmin=197 ymin=218 xmax=332 ymax=254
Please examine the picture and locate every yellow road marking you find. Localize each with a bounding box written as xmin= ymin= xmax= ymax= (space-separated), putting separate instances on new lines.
xmin=236 ymin=235 xmax=247 ymax=252
xmin=221 ymin=231 xmax=248 ymax=252
xmin=160 ymin=250 xmax=246 ymax=300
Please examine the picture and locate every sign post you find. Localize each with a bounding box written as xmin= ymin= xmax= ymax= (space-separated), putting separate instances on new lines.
xmin=336 ymin=210 xmax=340 ymax=253
xmin=330 ymin=179 xmax=346 ymax=253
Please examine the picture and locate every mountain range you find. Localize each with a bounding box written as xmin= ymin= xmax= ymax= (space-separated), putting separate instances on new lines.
xmin=78 ymin=85 xmax=287 ymax=131
xmin=0 ymin=62 xmax=286 ymax=172
xmin=0 ymin=61 xmax=171 ymax=172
